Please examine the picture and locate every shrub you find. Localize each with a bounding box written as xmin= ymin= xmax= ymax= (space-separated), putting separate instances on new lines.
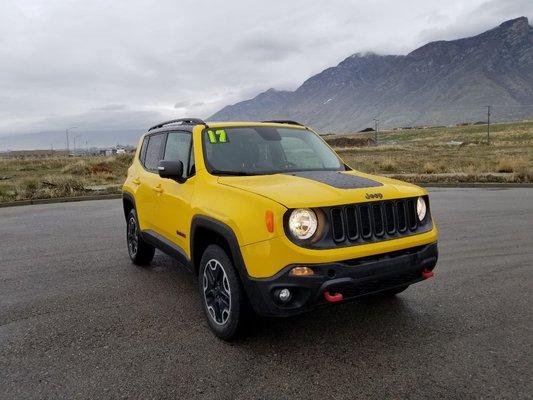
xmin=496 ymin=157 xmax=527 ymax=173
xmin=423 ymin=162 xmax=438 ymax=174
xmin=379 ymin=158 xmax=398 ymax=173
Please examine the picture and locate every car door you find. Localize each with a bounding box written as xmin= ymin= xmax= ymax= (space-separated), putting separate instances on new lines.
xmin=136 ymin=132 xmax=166 ymax=231
xmin=154 ymin=130 xmax=195 ymax=255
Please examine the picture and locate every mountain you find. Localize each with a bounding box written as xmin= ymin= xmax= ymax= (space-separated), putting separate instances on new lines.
xmin=210 ymin=17 xmax=533 ymax=132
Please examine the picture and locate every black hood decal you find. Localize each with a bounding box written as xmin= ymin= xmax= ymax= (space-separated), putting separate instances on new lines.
xmin=283 ymin=171 xmax=383 ymax=189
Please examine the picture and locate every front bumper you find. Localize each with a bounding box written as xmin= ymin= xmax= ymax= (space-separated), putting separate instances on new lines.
xmin=243 ymin=243 xmax=438 ymax=317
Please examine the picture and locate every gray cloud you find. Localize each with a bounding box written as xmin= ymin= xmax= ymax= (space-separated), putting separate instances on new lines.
xmin=0 ymin=0 xmax=531 ymax=136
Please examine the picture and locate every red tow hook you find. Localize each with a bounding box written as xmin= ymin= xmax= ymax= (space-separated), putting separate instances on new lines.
xmin=422 ymin=269 xmax=435 ymax=279
xmin=324 ymin=291 xmax=344 ymax=303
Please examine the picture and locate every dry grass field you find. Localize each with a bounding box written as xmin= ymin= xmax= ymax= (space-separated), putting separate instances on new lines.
xmin=0 ymin=121 xmax=531 ymax=203
xmin=0 ymin=155 xmax=133 ymax=203
xmin=333 ymin=120 xmax=533 ymax=184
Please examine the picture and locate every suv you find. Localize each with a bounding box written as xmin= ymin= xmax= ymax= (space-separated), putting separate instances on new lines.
xmin=122 ymin=118 xmax=438 ymax=340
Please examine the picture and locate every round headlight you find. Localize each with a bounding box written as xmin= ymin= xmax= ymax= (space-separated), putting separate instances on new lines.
xmin=417 ymin=197 xmax=427 ymax=221
xmin=288 ymin=209 xmax=318 ymax=240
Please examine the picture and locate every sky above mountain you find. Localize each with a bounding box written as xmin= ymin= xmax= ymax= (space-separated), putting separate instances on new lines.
xmin=1 ymin=0 xmax=532 ymax=139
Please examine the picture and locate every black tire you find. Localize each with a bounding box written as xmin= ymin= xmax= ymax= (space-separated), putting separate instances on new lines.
xmin=373 ymin=285 xmax=409 ymax=298
xmin=126 ymin=209 xmax=155 ymax=266
xmin=199 ymin=244 xmax=250 ymax=341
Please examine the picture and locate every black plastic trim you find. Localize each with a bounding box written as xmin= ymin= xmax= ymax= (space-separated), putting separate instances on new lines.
xmin=190 ymin=215 xmax=249 ymax=277
xmin=247 ymin=243 xmax=438 ymax=317
xmin=122 ymin=192 xmax=136 ymax=221
xmin=141 ymin=229 xmax=191 ymax=268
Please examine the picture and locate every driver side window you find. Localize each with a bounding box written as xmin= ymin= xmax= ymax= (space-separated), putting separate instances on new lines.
xmin=164 ymin=131 xmax=192 ymax=178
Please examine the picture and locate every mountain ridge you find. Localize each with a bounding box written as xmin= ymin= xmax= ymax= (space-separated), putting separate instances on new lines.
xmin=210 ymin=17 xmax=533 ymax=132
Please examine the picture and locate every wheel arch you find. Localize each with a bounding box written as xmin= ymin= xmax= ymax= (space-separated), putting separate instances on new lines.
xmin=190 ymin=215 xmax=248 ymax=279
xmin=122 ymin=192 xmax=136 ymax=221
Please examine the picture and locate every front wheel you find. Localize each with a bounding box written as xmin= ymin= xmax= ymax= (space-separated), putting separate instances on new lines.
xmin=199 ymin=244 xmax=249 ymax=340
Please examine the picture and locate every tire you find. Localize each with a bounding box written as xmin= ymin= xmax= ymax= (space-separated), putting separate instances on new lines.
xmin=126 ymin=209 xmax=155 ymax=266
xmin=199 ymin=244 xmax=250 ymax=341
xmin=373 ymin=285 xmax=409 ymax=298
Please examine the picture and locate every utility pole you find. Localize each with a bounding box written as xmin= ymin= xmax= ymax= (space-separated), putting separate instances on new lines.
xmin=486 ymin=106 xmax=491 ymax=145
xmin=373 ymin=118 xmax=379 ymax=146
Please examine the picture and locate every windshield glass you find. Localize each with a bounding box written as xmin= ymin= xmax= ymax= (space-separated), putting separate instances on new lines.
xmin=202 ymin=126 xmax=344 ymax=175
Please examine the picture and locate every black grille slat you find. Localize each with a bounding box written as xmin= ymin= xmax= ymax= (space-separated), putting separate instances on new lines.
xmin=359 ymin=205 xmax=372 ymax=238
xmin=385 ymin=202 xmax=396 ymax=234
xmin=406 ymin=199 xmax=417 ymax=230
xmin=372 ymin=204 xmax=385 ymax=237
xmin=345 ymin=206 xmax=359 ymax=240
xmin=396 ymin=201 xmax=407 ymax=232
xmin=331 ymin=208 xmax=345 ymax=242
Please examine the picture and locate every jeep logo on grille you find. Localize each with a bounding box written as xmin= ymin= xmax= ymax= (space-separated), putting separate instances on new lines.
xmin=365 ymin=193 xmax=383 ymax=200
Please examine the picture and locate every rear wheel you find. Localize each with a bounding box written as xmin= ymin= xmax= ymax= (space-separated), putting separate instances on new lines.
xmin=126 ymin=209 xmax=155 ymax=266
xmin=199 ymin=244 xmax=249 ymax=340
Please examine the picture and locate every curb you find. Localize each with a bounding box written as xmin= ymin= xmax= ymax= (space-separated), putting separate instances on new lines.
xmin=0 ymin=193 xmax=122 ymax=208
xmin=421 ymin=183 xmax=533 ymax=188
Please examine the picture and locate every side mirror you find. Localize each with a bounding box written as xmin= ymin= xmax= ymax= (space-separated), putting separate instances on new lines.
xmin=158 ymin=160 xmax=185 ymax=183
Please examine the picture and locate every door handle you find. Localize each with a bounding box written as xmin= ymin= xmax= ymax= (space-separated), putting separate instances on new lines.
xmin=132 ymin=177 xmax=141 ymax=185
xmin=153 ymin=184 xmax=163 ymax=194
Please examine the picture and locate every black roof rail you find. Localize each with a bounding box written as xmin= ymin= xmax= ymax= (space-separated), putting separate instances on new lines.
xmin=148 ymin=118 xmax=207 ymax=131
xmin=262 ymin=120 xmax=304 ymax=126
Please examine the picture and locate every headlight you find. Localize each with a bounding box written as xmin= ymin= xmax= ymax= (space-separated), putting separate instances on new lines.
xmin=417 ymin=197 xmax=427 ymax=221
xmin=288 ymin=209 xmax=318 ymax=240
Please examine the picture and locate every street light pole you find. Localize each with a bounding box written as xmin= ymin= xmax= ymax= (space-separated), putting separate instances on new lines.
xmin=65 ymin=126 xmax=78 ymax=152
xmin=73 ymin=135 xmax=80 ymax=153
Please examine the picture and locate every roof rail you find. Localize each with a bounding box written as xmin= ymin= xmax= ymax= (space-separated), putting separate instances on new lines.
xmin=262 ymin=120 xmax=304 ymax=126
xmin=148 ymin=118 xmax=207 ymax=131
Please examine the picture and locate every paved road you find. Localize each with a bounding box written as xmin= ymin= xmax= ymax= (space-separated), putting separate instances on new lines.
xmin=1 ymin=188 xmax=532 ymax=399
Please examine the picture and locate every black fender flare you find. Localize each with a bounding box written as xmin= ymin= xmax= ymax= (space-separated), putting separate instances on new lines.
xmin=122 ymin=192 xmax=136 ymax=221
xmin=190 ymin=215 xmax=251 ymax=282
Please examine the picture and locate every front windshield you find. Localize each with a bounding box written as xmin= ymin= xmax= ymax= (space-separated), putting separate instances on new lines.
xmin=203 ymin=126 xmax=344 ymax=175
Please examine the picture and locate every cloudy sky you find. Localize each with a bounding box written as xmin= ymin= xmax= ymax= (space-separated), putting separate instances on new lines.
xmin=0 ymin=0 xmax=531 ymax=136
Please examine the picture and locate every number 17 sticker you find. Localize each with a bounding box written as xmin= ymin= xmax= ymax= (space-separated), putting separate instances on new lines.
xmin=207 ymin=129 xmax=228 ymax=143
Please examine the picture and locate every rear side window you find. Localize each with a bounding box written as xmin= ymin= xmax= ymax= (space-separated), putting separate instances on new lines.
xmin=143 ymin=133 xmax=165 ymax=172
xmin=139 ymin=137 xmax=149 ymax=164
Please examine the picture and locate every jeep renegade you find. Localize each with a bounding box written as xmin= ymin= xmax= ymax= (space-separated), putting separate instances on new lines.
xmin=122 ymin=118 xmax=438 ymax=340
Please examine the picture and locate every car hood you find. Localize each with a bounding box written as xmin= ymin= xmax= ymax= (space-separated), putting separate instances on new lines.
xmin=217 ymin=170 xmax=425 ymax=208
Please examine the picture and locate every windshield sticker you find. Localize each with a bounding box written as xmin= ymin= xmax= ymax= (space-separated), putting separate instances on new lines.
xmin=207 ymin=129 xmax=228 ymax=143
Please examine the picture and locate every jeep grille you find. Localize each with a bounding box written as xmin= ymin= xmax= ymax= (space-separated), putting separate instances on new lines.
xmin=326 ymin=196 xmax=431 ymax=248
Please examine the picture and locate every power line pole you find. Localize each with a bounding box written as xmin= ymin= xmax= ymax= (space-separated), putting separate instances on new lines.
xmin=486 ymin=106 xmax=491 ymax=145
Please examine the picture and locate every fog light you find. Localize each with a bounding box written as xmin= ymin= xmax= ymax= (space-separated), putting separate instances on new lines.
xmin=278 ymin=288 xmax=292 ymax=303
xmin=289 ymin=266 xmax=314 ymax=277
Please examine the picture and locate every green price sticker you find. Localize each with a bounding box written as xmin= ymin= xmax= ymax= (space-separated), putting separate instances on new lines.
xmin=207 ymin=129 xmax=228 ymax=143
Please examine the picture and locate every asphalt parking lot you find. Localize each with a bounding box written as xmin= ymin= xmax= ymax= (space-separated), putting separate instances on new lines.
xmin=1 ymin=188 xmax=532 ymax=399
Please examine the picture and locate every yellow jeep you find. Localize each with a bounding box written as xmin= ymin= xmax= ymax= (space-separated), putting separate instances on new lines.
xmin=122 ymin=118 xmax=438 ymax=340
